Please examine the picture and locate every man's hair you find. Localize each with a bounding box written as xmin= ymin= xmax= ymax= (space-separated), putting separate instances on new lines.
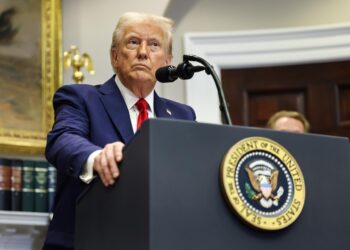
xmin=266 ymin=110 xmax=310 ymax=132
xmin=110 ymin=12 xmax=174 ymax=68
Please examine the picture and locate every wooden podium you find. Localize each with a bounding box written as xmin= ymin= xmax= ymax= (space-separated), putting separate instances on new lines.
xmin=75 ymin=119 xmax=350 ymax=250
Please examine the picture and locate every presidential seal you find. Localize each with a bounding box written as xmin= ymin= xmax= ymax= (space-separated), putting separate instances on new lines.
xmin=220 ymin=137 xmax=305 ymax=230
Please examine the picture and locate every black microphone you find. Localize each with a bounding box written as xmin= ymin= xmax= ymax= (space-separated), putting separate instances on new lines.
xmin=155 ymin=65 xmax=178 ymax=82
xmin=156 ymin=61 xmax=206 ymax=83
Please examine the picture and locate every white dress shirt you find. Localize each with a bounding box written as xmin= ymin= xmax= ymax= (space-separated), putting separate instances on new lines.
xmin=115 ymin=76 xmax=155 ymax=132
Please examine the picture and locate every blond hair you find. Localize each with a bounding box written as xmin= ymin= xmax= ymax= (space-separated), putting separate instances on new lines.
xmin=266 ymin=110 xmax=310 ymax=132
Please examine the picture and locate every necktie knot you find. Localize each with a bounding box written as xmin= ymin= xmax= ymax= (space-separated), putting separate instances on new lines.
xmin=136 ymin=98 xmax=148 ymax=129
xmin=136 ymin=98 xmax=148 ymax=112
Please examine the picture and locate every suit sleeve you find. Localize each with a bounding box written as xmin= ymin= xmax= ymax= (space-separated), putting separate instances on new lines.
xmin=45 ymin=85 xmax=101 ymax=178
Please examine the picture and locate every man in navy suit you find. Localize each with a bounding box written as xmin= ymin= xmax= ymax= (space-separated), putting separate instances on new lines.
xmin=43 ymin=12 xmax=196 ymax=249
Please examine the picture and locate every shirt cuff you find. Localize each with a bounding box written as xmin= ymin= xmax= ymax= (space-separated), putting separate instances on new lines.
xmin=79 ymin=149 xmax=102 ymax=184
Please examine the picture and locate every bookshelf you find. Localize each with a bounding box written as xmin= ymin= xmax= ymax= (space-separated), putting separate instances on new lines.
xmin=0 ymin=210 xmax=49 ymax=226
xmin=0 ymin=211 xmax=49 ymax=250
xmin=0 ymin=157 xmax=54 ymax=250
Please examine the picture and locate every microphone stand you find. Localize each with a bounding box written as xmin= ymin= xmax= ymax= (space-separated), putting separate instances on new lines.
xmin=183 ymin=54 xmax=232 ymax=125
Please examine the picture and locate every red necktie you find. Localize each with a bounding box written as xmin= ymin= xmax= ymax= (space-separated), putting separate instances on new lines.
xmin=136 ymin=98 xmax=148 ymax=129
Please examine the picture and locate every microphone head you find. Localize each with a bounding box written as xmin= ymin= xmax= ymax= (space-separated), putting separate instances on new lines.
xmin=177 ymin=61 xmax=194 ymax=80
xmin=155 ymin=65 xmax=178 ymax=83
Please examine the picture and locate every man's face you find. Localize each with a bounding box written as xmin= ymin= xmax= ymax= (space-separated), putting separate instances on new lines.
xmin=112 ymin=22 xmax=171 ymax=97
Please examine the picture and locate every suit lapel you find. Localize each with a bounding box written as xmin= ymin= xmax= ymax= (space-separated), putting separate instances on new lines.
xmin=99 ymin=77 xmax=134 ymax=143
xmin=154 ymin=92 xmax=172 ymax=119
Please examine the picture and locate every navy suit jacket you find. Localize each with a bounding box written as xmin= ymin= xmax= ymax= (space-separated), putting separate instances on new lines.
xmin=43 ymin=76 xmax=196 ymax=249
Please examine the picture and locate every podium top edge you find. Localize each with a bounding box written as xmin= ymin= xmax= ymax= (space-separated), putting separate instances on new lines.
xmin=137 ymin=119 xmax=349 ymax=143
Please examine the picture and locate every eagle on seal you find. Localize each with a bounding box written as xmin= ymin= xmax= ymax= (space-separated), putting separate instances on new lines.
xmin=245 ymin=165 xmax=279 ymax=201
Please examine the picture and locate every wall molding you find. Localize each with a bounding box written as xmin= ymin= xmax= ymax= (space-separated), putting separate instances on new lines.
xmin=183 ymin=23 xmax=350 ymax=124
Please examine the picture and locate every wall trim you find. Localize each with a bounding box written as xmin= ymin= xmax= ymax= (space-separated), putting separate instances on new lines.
xmin=183 ymin=23 xmax=350 ymax=124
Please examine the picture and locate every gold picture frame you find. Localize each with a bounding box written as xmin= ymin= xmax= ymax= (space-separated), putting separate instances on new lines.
xmin=0 ymin=0 xmax=62 ymax=156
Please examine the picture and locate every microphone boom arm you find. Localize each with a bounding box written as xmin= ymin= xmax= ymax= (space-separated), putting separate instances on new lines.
xmin=183 ymin=55 xmax=232 ymax=125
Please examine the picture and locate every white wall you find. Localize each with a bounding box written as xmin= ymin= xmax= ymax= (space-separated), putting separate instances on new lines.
xmin=62 ymin=0 xmax=170 ymax=84
xmin=62 ymin=0 xmax=350 ymax=120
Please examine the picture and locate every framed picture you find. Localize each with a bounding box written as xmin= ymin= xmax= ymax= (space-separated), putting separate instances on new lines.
xmin=0 ymin=0 xmax=61 ymax=156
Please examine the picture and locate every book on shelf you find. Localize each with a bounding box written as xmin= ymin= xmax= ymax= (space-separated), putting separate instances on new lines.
xmin=47 ymin=164 xmax=57 ymax=212
xmin=11 ymin=159 xmax=23 ymax=211
xmin=0 ymin=158 xmax=56 ymax=213
xmin=34 ymin=161 xmax=48 ymax=212
xmin=21 ymin=160 xmax=35 ymax=212
xmin=0 ymin=158 xmax=12 ymax=210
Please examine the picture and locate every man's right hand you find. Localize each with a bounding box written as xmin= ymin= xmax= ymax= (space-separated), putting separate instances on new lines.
xmin=93 ymin=141 xmax=124 ymax=186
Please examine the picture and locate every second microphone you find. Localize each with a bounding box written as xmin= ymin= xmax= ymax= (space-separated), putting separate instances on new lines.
xmin=156 ymin=61 xmax=206 ymax=83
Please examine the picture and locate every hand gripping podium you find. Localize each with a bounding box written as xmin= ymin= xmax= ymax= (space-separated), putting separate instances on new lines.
xmin=75 ymin=119 xmax=350 ymax=250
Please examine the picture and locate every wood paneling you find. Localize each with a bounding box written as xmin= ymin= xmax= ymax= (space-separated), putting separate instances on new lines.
xmin=337 ymin=84 xmax=350 ymax=127
xmin=221 ymin=60 xmax=350 ymax=138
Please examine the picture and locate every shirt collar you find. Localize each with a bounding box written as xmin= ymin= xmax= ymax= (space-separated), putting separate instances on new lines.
xmin=114 ymin=75 xmax=154 ymax=112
